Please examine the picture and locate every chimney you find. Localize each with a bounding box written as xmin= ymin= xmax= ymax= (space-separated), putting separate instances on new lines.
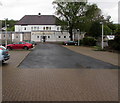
xmin=38 ymin=13 xmax=41 ymax=16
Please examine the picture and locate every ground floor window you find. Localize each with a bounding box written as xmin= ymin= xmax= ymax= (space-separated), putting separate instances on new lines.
xmin=64 ymin=36 xmax=66 ymax=38
xmin=58 ymin=36 xmax=61 ymax=38
xmin=48 ymin=36 xmax=50 ymax=38
xmin=37 ymin=36 xmax=39 ymax=38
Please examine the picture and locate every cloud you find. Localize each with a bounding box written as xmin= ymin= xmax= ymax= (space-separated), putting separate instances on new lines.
xmin=0 ymin=1 xmax=2 ymax=6
xmin=0 ymin=0 xmax=119 ymax=23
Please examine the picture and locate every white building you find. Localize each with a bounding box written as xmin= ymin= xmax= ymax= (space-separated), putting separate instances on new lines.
xmin=15 ymin=14 xmax=70 ymax=42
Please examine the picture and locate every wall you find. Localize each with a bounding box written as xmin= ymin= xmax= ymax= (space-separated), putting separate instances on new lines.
xmin=31 ymin=31 xmax=70 ymax=42
xmin=15 ymin=25 xmax=61 ymax=32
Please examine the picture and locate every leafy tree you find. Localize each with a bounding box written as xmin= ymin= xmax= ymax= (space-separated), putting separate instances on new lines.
xmin=53 ymin=1 xmax=87 ymax=40
xmin=88 ymin=20 xmax=102 ymax=38
xmin=104 ymin=25 xmax=112 ymax=35
xmin=1 ymin=19 xmax=17 ymax=31
xmin=107 ymin=23 xmax=116 ymax=35
xmin=53 ymin=1 xmax=102 ymax=40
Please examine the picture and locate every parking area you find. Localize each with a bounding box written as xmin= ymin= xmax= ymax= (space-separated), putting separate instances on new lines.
xmin=2 ymin=43 xmax=119 ymax=101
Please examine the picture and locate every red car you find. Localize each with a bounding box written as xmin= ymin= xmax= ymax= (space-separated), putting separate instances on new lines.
xmin=6 ymin=41 xmax=33 ymax=50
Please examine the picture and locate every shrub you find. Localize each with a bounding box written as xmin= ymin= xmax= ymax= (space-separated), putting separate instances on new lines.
xmin=81 ymin=37 xmax=97 ymax=46
xmin=108 ymin=34 xmax=120 ymax=50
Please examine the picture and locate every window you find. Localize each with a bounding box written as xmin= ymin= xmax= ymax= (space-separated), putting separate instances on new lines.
xmin=16 ymin=36 xmax=18 ymax=38
xmin=43 ymin=27 xmax=45 ymax=30
xmin=37 ymin=27 xmax=39 ymax=30
xmin=64 ymin=36 xmax=66 ymax=38
xmin=19 ymin=42 xmax=25 ymax=44
xmin=58 ymin=36 xmax=61 ymax=38
xmin=24 ymin=27 xmax=26 ymax=30
xmin=34 ymin=27 xmax=36 ymax=30
xmin=3 ymin=35 xmax=5 ymax=37
xmin=31 ymin=27 xmax=33 ymax=30
xmin=37 ymin=36 xmax=39 ymax=38
xmin=46 ymin=27 xmax=49 ymax=30
xmin=48 ymin=36 xmax=50 ymax=38
xmin=57 ymin=27 xmax=59 ymax=31
xmin=49 ymin=27 xmax=51 ymax=30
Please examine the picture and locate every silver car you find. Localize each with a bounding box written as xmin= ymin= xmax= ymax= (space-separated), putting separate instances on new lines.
xmin=0 ymin=46 xmax=10 ymax=63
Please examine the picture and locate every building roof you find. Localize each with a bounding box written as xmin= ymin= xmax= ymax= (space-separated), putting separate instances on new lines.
xmin=16 ymin=15 xmax=59 ymax=25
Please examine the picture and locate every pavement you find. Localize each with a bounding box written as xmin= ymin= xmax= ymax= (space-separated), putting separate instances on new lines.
xmin=64 ymin=46 xmax=119 ymax=66
xmin=1 ymin=43 xmax=119 ymax=102
xmin=19 ymin=44 xmax=118 ymax=69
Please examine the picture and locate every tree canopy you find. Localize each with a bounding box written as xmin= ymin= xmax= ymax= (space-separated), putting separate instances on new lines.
xmin=0 ymin=19 xmax=18 ymax=31
xmin=53 ymin=1 xmax=117 ymax=39
xmin=53 ymin=1 xmax=103 ymax=40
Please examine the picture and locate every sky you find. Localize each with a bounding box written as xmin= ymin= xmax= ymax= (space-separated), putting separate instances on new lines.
xmin=0 ymin=0 xmax=119 ymax=23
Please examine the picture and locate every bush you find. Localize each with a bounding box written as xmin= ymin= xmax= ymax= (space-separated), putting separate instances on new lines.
xmin=81 ymin=37 xmax=97 ymax=46
xmin=108 ymin=34 xmax=120 ymax=50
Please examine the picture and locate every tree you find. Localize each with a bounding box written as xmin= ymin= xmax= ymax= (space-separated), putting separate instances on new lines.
xmin=1 ymin=19 xmax=17 ymax=31
xmin=107 ymin=22 xmax=116 ymax=35
xmin=88 ymin=20 xmax=102 ymax=38
xmin=53 ymin=1 xmax=102 ymax=40
xmin=104 ymin=25 xmax=112 ymax=35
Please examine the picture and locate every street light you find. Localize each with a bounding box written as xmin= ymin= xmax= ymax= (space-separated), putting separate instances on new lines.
xmin=4 ymin=18 xmax=8 ymax=47
xmin=77 ymin=29 xmax=80 ymax=46
xmin=100 ymin=22 xmax=104 ymax=49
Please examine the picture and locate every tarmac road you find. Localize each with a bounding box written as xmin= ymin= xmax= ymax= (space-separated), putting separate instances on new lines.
xmin=18 ymin=43 xmax=118 ymax=69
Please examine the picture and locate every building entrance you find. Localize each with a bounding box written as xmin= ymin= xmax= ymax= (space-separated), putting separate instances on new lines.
xmin=41 ymin=36 xmax=46 ymax=42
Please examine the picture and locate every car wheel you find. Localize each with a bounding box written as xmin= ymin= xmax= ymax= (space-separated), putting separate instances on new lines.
xmin=24 ymin=46 xmax=29 ymax=50
xmin=7 ymin=46 xmax=12 ymax=50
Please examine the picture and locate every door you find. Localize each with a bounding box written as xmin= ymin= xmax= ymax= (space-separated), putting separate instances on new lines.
xmin=41 ymin=36 xmax=46 ymax=42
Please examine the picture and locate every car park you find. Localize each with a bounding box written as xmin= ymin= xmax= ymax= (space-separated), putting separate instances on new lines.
xmin=0 ymin=46 xmax=10 ymax=63
xmin=63 ymin=41 xmax=78 ymax=45
xmin=6 ymin=41 xmax=33 ymax=50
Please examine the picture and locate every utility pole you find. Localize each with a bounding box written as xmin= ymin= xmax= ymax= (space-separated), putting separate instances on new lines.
xmin=100 ymin=22 xmax=104 ymax=49
xmin=77 ymin=29 xmax=80 ymax=46
xmin=5 ymin=18 xmax=7 ymax=47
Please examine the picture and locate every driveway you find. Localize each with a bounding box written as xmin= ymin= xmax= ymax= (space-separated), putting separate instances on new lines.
xmin=19 ymin=43 xmax=118 ymax=69
xmin=2 ymin=43 xmax=118 ymax=101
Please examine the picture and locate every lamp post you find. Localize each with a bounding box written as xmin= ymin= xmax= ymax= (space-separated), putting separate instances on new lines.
xmin=4 ymin=18 xmax=8 ymax=47
xmin=100 ymin=22 xmax=104 ymax=49
xmin=77 ymin=29 xmax=80 ymax=46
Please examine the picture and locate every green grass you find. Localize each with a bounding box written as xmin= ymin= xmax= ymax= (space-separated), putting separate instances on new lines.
xmin=93 ymin=46 xmax=106 ymax=51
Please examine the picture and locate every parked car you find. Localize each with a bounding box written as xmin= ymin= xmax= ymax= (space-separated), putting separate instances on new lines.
xmin=63 ymin=41 xmax=78 ymax=45
xmin=0 ymin=46 xmax=10 ymax=63
xmin=24 ymin=40 xmax=37 ymax=46
xmin=6 ymin=41 xmax=33 ymax=50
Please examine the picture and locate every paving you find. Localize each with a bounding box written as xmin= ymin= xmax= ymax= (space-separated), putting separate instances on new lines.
xmin=1 ymin=43 xmax=119 ymax=102
xmin=18 ymin=43 xmax=118 ymax=69
xmin=64 ymin=46 xmax=119 ymax=66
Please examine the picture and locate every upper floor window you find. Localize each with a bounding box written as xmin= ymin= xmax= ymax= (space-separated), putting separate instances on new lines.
xmin=43 ymin=27 xmax=45 ymax=30
xmin=37 ymin=27 xmax=39 ymax=30
xmin=57 ymin=27 xmax=59 ymax=31
xmin=24 ymin=27 xmax=26 ymax=30
xmin=31 ymin=27 xmax=33 ymax=30
xmin=34 ymin=27 xmax=36 ymax=30
xmin=46 ymin=27 xmax=49 ymax=30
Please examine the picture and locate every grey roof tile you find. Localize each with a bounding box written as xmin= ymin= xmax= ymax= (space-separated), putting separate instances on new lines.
xmin=16 ymin=15 xmax=58 ymax=25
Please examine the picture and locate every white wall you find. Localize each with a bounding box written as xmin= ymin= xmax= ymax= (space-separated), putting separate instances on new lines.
xmin=31 ymin=31 xmax=70 ymax=42
xmin=15 ymin=25 xmax=61 ymax=32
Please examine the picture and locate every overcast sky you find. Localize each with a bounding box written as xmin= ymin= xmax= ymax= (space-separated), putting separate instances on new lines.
xmin=0 ymin=0 xmax=119 ymax=23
